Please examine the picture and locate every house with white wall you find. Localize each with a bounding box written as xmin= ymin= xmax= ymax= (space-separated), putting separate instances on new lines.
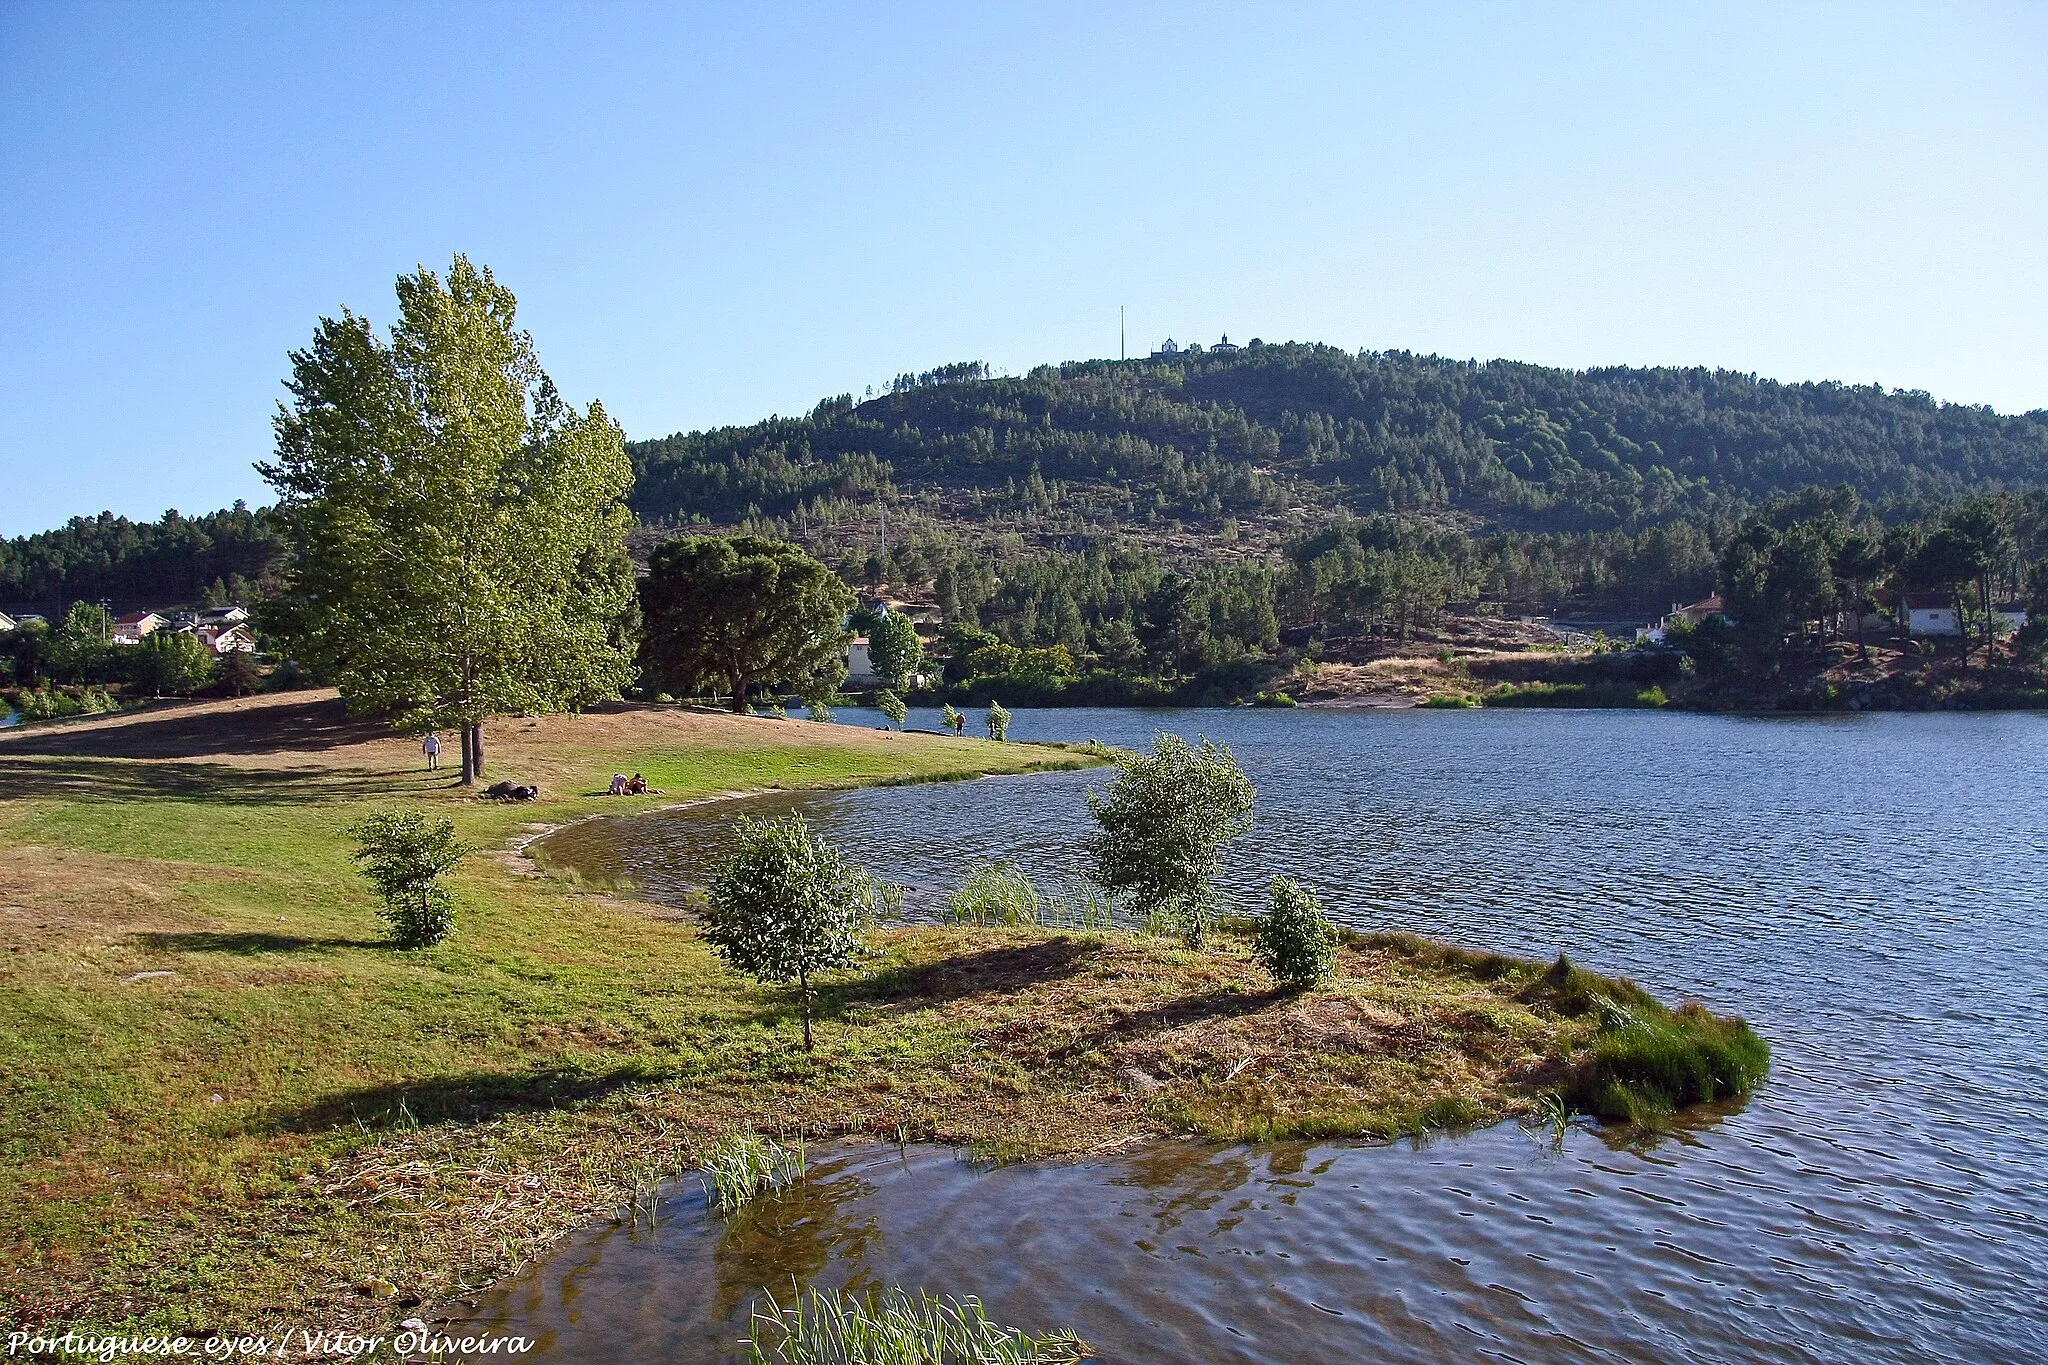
xmin=1900 ymin=592 xmax=1961 ymax=636
xmin=111 ymin=611 xmax=167 ymax=644
xmin=844 ymin=637 xmax=879 ymax=685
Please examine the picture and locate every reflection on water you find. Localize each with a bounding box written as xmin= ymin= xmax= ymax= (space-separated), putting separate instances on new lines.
xmin=503 ymin=708 xmax=2048 ymax=1361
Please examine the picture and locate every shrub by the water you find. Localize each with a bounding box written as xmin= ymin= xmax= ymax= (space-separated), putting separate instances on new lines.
xmin=347 ymin=810 xmax=469 ymax=947
xmin=1082 ymin=732 xmax=1256 ymax=948
xmin=876 ymin=689 xmax=908 ymax=728
xmin=746 ymin=1285 xmax=1088 ymax=1365
xmin=704 ymin=814 xmax=874 ymax=1049
xmin=985 ymin=700 xmax=1011 ymax=740
xmin=1252 ymin=876 xmax=1337 ymax=988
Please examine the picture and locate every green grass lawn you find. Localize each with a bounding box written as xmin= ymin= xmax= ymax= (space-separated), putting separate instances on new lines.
xmin=0 ymin=693 xmax=1764 ymax=1335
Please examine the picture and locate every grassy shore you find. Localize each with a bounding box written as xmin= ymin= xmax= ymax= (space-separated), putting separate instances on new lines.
xmin=0 ymin=693 xmax=1764 ymax=1335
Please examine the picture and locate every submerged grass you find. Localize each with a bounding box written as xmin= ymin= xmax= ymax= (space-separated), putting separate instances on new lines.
xmin=701 ymin=1131 xmax=808 ymax=1214
xmin=746 ymin=1286 xmax=1090 ymax=1365
xmin=941 ymin=860 xmax=1120 ymax=930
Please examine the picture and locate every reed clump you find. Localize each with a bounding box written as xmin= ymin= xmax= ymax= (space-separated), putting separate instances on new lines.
xmin=746 ymin=1285 xmax=1090 ymax=1365
xmin=942 ymin=861 xmax=1118 ymax=931
xmin=1570 ymin=998 xmax=1771 ymax=1122
xmin=700 ymin=1131 xmax=807 ymax=1214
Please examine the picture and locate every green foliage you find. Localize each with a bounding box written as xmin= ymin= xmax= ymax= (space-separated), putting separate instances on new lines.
xmin=347 ymin=810 xmax=470 ymax=947
xmin=628 ymin=344 xmax=2048 ymax=552
xmin=944 ymin=861 xmax=1043 ymax=926
xmin=1252 ymin=877 xmax=1337 ymax=988
xmin=699 ymin=1131 xmax=806 ymax=1214
xmin=219 ymin=649 xmax=262 ymax=696
xmin=868 ymin=611 xmax=924 ymax=690
xmin=984 ymin=700 xmax=1011 ymax=741
xmin=0 ymin=502 xmax=281 ymax=606
xmin=3 ymin=621 xmax=53 ymax=688
xmin=1570 ymin=1001 xmax=1771 ymax=1124
xmin=747 ymin=1285 xmax=1088 ymax=1365
xmin=1485 ymin=681 xmax=1667 ymax=708
xmin=805 ymin=696 xmax=834 ymax=722
xmin=49 ymin=602 xmax=114 ymax=683
xmin=875 ymin=689 xmax=908 ymax=728
xmin=132 ymin=628 xmax=217 ymax=696
xmin=1082 ymin=733 xmax=1256 ymax=947
xmin=639 ymin=535 xmax=853 ymax=714
xmin=939 ymin=702 xmax=962 ymax=733
xmin=261 ymin=254 xmax=637 ymax=777
xmin=703 ymin=814 xmax=874 ymax=1049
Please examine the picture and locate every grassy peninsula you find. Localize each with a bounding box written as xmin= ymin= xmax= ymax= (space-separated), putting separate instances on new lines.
xmin=0 ymin=695 xmax=1763 ymax=1334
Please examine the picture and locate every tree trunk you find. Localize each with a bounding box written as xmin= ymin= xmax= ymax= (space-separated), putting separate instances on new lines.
xmin=470 ymin=722 xmax=485 ymax=779
xmin=459 ymin=726 xmax=476 ymax=785
xmin=729 ymin=671 xmax=748 ymax=714
xmin=800 ymin=971 xmax=813 ymax=1050
xmin=1982 ymin=572 xmax=1994 ymax=671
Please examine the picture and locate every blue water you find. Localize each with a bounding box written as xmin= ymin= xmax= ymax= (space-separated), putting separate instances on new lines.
xmin=517 ymin=707 xmax=2048 ymax=1362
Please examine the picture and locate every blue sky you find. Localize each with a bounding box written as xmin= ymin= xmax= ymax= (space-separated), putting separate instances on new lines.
xmin=2 ymin=3 xmax=2044 ymax=536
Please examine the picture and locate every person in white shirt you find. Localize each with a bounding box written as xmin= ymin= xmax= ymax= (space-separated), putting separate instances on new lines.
xmin=423 ymin=732 xmax=442 ymax=771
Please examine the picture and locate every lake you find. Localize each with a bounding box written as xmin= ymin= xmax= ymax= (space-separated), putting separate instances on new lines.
xmin=495 ymin=707 xmax=2048 ymax=1362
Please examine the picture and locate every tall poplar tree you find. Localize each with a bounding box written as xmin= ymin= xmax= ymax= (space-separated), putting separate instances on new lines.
xmin=261 ymin=256 xmax=636 ymax=783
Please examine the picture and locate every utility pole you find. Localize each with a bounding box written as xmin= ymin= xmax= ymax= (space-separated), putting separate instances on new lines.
xmin=1121 ymin=305 xmax=1126 ymax=361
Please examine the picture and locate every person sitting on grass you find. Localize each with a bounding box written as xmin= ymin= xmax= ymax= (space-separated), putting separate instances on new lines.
xmin=608 ymin=773 xmax=630 ymax=796
xmin=628 ymin=773 xmax=650 ymax=795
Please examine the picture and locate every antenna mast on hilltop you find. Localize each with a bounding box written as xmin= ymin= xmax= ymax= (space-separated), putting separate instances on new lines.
xmin=1121 ymin=305 xmax=1126 ymax=361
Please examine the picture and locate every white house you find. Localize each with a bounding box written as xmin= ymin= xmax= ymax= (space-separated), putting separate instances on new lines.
xmin=1637 ymin=593 xmax=1725 ymax=643
xmin=1995 ymin=602 xmax=2030 ymax=634
xmin=111 ymin=611 xmax=167 ymax=645
xmin=845 ymin=637 xmax=879 ymax=685
xmin=0 ymin=611 xmax=15 ymax=632
xmin=1901 ymin=592 xmax=1960 ymax=636
xmin=198 ymin=605 xmax=250 ymax=627
xmin=193 ymin=622 xmax=256 ymax=654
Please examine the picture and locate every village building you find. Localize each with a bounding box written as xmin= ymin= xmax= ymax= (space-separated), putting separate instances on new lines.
xmin=111 ymin=611 xmax=167 ymax=644
xmin=189 ymin=622 xmax=257 ymax=654
xmin=1900 ymin=592 xmax=1961 ymax=636
xmin=844 ymin=636 xmax=879 ymax=685
xmin=1994 ymin=601 xmax=2030 ymax=633
xmin=1636 ymin=594 xmax=1725 ymax=643
xmin=0 ymin=611 xmax=15 ymax=632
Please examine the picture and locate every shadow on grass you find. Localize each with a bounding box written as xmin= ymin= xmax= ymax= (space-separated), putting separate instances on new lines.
xmin=1098 ymin=985 xmax=1282 ymax=1037
xmin=266 ymin=1063 xmax=667 ymax=1134
xmin=831 ymin=937 xmax=1098 ymax=1014
xmin=0 ymin=755 xmax=421 ymax=805
xmin=136 ymin=930 xmax=387 ymax=954
xmin=0 ymin=696 xmax=387 ymax=759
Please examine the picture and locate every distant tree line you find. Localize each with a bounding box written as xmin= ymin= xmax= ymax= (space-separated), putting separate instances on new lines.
xmin=0 ymin=503 xmax=285 ymax=608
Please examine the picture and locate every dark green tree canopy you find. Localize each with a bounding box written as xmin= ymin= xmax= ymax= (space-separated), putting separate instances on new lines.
xmin=867 ymin=610 xmax=924 ymax=690
xmin=261 ymin=255 xmax=636 ymax=781
xmin=638 ymin=535 xmax=853 ymax=712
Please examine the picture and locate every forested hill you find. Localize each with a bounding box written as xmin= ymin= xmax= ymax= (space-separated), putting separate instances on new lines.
xmin=627 ymin=344 xmax=2048 ymax=543
xmin=0 ymin=503 xmax=283 ymax=612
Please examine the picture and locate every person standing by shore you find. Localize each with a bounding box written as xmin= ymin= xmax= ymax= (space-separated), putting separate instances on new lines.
xmin=423 ymin=732 xmax=442 ymax=771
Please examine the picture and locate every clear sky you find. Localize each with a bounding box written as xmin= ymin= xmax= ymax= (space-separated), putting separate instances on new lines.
xmin=2 ymin=3 xmax=2044 ymax=537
